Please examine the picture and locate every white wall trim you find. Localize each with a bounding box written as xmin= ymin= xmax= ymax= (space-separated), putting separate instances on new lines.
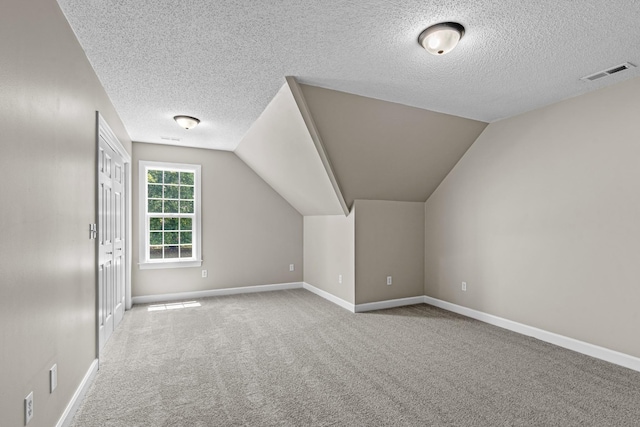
xmin=302 ymin=282 xmax=355 ymax=312
xmin=132 ymin=282 xmax=303 ymax=305
xmin=354 ymin=296 xmax=425 ymax=313
xmin=133 ymin=283 xmax=640 ymax=373
xmin=97 ymin=113 xmax=132 ymax=311
xmin=56 ymin=358 xmax=99 ymax=427
xmin=423 ymin=296 xmax=640 ymax=373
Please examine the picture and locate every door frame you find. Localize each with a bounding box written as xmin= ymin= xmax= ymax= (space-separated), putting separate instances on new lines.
xmin=96 ymin=112 xmax=132 ymax=357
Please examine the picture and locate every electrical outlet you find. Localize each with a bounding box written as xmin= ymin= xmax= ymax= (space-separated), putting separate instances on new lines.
xmin=289 ymin=264 xmax=294 ymax=272
xmin=338 ymin=274 xmax=342 ymax=284
xmin=462 ymin=282 xmax=467 ymax=291
xmin=387 ymin=276 xmax=392 ymax=286
xmin=50 ymin=364 xmax=57 ymax=393
xmin=88 ymin=223 xmax=97 ymax=240
xmin=25 ymin=391 xmax=33 ymax=425
xmin=201 ymin=269 xmax=207 ymax=278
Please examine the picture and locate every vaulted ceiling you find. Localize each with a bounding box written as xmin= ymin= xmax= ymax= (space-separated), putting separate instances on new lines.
xmin=298 ymin=84 xmax=487 ymax=207
xmin=234 ymin=78 xmax=348 ymax=215
xmin=234 ymin=78 xmax=486 ymax=215
xmin=57 ymin=0 xmax=640 ymax=151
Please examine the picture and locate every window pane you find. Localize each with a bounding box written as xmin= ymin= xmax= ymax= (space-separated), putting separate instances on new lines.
xmin=150 ymin=218 xmax=163 ymax=230
xmin=150 ymin=246 xmax=163 ymax=259
xmin=180 ymin=201 xmax=194 ymax=213
xmin=180 ymin=218 xmax=192 ymax=230
xmin=148 ymin=184 xmax=162 ymax=198
xmin=165 ymin=232 xmax=178 ymax=245
xmin=164 ymin=218 xmax=178 ymax=230
xmin=165 ymin=200 xmax=179 ymax=213
xmin=148 ymin=170 xmax=163 ymax=183
xmin=142 ymin=162 xmax=200 ymax=265
xmin=148 ymin=200 xmax=162 ymax=213
xmin=150 ymin=232 xmax=163 ymax=245
xmin=180 ymin=186 xmax=194 ymax=200
xmin=165 ymin=246 xmax=179 ymax=258
xmin=164 ymin=185 xmax=179 ymax=199
xmin=164 ymin=171 xmax=179 ymax=184
xmin=181 ymin=172 xmax=194 ymax=185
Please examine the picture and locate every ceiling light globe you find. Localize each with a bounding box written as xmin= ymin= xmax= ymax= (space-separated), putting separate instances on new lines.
xmin=419 ymin=22 xmax=465 ymax=55
xmin=174 ymin=115 xmax=200 ymax=130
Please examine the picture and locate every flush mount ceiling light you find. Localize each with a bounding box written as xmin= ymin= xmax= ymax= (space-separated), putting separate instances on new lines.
xmin=173 ymin=115 xmax=200 ymax=130
xmin=418 ymin=22 xmax=465 ymax=55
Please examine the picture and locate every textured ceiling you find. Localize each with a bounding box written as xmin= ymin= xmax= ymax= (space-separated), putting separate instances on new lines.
xmin=57 ymin=0 xmax=640 ymax=151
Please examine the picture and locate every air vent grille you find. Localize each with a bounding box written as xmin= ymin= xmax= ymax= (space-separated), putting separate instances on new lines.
xmin=585 ymin=72 xmax=607 ymax=81
xmin=607 ymin=65 xmax=628 ymax=75
xmin=160 ymin=136 xmax=181 ymax=142
xmin=581 ymin=62 xmax=636 ymax=82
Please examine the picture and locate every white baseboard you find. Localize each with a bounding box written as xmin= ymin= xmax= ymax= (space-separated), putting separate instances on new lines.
xmin=355 ymin=296 xmax=425 ymax=313
xmin=56 ymin=358 xmax=99 ymax=427
xmin=302 ymin=282 xmax=355 ymax=312
xmin=132 ymin=282 xmax=640 ymax=373
xmin=132 ymin=282 xmax=303 ymax=305
xmin=423 ymin=296 xmax=640 ymax=373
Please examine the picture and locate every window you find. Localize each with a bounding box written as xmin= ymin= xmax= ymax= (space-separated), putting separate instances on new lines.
xmin=139 ymin=161 xmax=202 ymax=269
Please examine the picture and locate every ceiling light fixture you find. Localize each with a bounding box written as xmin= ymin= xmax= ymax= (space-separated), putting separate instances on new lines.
xmin=173 ymin=115 xmax=200 ymax=130
xmin=418 ymin=22 xmax=465 ymax=55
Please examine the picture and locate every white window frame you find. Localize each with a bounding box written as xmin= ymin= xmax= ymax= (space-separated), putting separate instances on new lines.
xmin=138 ymin=160 xmax=202 ymax=269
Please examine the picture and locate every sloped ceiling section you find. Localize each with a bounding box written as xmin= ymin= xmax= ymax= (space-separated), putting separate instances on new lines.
xmin=234 ymin=79 xmax=348 ymax=216
xmin=299 ymin=85 xmax=489 ymax=207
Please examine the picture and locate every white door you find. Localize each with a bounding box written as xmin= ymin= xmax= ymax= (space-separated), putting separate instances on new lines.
xmin=111 ymin=143 xmax=125 ymax=327
xmin=98 ymin=134 xmax=126 ymax=350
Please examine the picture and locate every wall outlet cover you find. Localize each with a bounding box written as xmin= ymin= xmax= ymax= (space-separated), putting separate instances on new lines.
xmin=25 ymin=391 xmax=33 ymax=425
xmin=50 ymin=364 xmax=57 ymax=393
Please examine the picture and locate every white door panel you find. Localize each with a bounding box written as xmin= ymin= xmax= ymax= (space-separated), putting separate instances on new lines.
xmin=98 ymin=130 xmax=126 ymax=351
xmin=113 ymin=155 xmax=125 ymax=327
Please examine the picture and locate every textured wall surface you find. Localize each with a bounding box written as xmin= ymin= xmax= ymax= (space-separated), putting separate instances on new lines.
xmin=132 ymin=144 xmax=303 ymax=297
xmin=303 ymin=214 xmax=355 ymax=304
xmin=0 ymin=1 xmax=131 ymax=426
xmin=425 ymin=76 xmax=640 ymax=358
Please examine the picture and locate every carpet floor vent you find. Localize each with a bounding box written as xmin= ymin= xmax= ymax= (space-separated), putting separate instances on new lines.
xmin=581 ymin=62 xmax=636 ymax=82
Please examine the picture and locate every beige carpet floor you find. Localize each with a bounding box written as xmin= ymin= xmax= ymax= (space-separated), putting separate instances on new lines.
xmin=71 ymin=289 xmax=640 ymax=426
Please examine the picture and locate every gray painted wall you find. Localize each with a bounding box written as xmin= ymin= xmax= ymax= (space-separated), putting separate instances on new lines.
xmin=355 ymin=200 xmax=425 ymax=305
xmin=132 ymin=143 xmax=303 ymax=297
xmin=300 ymin=84 xmax=488 ymax=208
xmin=303 ymin=214 xmax=356 ymax=304
xmin=234 ymin=82 xmax=346 ymax=216
xmin=4 ymin=2 xmax=640 ymax=426
xmin=0 ymin=1 xmax=132 ymax=425
xmin=425 ymin=75 xmax=640 ymax=359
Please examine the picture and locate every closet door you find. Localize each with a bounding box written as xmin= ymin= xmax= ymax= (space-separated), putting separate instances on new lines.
xmin=98 ymin=134 xmax=126 ymax=350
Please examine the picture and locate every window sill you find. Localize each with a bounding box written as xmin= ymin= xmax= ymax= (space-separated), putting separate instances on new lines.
xmin=138 ymin=260 xmax=203 ymax=270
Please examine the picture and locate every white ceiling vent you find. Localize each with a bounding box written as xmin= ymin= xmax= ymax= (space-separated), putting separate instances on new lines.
xmin=581 ymin=62 xmax=636 ymax=82
xmin=160 ymin=136 xmax=181 ymax=142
